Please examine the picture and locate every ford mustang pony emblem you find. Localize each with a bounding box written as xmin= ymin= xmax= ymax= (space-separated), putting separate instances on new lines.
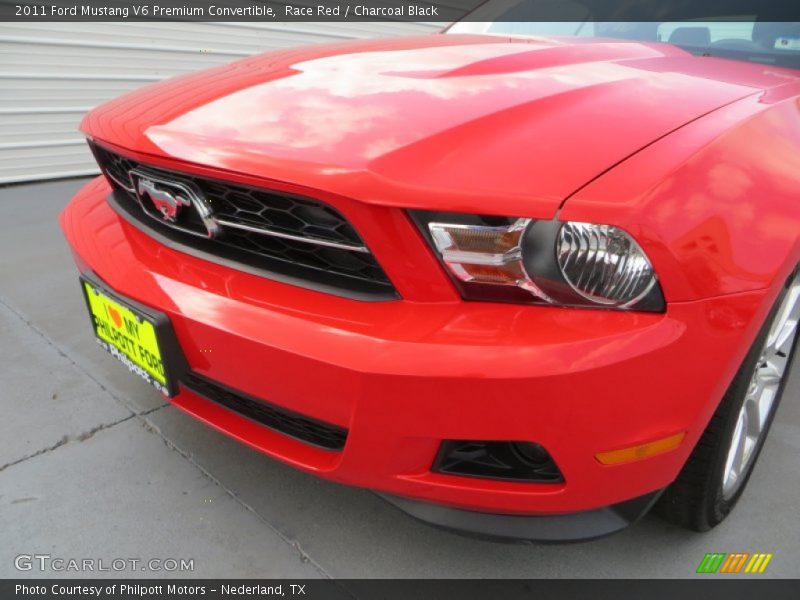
xmin=129 ymin=170 xmax=222 ymax=239
xmin=136 ymin=177 xmax=190 ymax=223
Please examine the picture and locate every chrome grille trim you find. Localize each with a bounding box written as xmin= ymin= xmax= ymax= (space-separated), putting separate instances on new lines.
xmin=213 ymin=218 xmax=370 ymax=253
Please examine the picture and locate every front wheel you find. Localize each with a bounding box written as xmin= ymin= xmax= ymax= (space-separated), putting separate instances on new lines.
xmin=656 ymin=267 xmax=800 ymax=531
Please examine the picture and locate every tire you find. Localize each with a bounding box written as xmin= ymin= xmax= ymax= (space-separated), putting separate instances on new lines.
xmin=656 ymin=266 xmax=800 ymax=531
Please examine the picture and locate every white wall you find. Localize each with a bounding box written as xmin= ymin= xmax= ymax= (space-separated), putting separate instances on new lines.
xmin=0 ymin=21 xmax=439 ymax=184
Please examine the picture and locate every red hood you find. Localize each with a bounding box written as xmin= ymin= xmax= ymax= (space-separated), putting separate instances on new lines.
xmin=83 ymin=34 xmax=798 ymax=217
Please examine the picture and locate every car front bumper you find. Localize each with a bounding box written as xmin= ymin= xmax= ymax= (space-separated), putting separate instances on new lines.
xmin=60 ymin=177 xmax=772 ymax=540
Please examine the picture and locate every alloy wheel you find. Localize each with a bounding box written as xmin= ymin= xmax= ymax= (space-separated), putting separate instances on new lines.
xmin=722 ymin=271 xmax=800 ymax=499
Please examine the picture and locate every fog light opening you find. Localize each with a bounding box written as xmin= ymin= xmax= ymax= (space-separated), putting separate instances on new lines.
xmin=511 ymin=441 xmax=552 ymax=466
xmin=433 ymin=440 xmax=563 ymax=483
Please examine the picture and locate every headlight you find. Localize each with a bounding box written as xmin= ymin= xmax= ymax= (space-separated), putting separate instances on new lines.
xmin=411 ymin=211 xmax=664 ymax=311
xmin=556 ymin=222 xmax=657 ymax=307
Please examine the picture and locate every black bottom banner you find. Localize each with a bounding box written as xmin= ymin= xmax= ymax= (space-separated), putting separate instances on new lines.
xmin=3 ymin=579 xmax=800 ymax=600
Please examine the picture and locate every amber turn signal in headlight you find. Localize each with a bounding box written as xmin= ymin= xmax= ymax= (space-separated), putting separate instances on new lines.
xmin=428 ymin=219 xmax=555 ymax=302
xmin=411 ymin=211 xmax=664 ymax=311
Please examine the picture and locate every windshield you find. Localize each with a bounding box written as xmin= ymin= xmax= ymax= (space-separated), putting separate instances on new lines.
xmin=447 ymin=1 xmax=800 ymax=70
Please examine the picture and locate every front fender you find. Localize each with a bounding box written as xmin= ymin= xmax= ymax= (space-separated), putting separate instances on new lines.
xmin=560 ymin=87 xmax=800 ymax=304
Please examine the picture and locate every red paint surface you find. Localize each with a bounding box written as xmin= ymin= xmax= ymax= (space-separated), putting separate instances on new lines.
xmin=61 ymin=34 xmax=800 ymax=514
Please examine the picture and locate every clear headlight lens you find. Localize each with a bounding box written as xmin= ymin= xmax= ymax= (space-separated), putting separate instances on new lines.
xmin=556 ymin=222 xmax=657 ymax=307
xmin=412 ymin=212 xmax=664 ymax=311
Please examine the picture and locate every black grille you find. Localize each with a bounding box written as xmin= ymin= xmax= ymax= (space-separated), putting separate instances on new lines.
xmin=201 ymin=178 xmax=363 ymax=248
xmin=93 ymin=144 xmax=138 ymax=191
xmin=90 ymin=143 xmax=396 ymax=300
xmin=182 ymin=372 xmax=348 ymax=451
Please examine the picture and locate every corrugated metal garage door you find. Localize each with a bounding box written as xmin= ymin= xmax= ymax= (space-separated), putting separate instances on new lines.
xmin=0 ymin=21 xmax=439 ymax=184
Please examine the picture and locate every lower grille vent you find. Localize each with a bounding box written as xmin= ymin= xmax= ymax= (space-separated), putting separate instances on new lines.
xmin=182 ymin=372 xmax=348 ymax=451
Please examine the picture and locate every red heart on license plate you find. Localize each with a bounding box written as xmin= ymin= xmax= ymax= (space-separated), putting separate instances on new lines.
xmin=108 ymin=305 xmax=123 ymax=329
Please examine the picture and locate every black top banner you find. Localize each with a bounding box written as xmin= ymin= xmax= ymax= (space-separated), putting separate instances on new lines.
xmin=2 ymin=0 xmax=800 ymax=22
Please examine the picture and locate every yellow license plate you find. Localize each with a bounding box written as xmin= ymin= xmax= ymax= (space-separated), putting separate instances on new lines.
xmin=81 ymin=278 xmax=175 ymax=396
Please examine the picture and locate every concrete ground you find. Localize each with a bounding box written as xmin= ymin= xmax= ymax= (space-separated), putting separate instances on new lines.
xmin=1 ymin=178 xmax=798 ymax=579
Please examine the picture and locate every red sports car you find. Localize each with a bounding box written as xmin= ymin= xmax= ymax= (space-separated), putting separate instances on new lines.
xmin=61 ymin=10 xmax=800 ymax=541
